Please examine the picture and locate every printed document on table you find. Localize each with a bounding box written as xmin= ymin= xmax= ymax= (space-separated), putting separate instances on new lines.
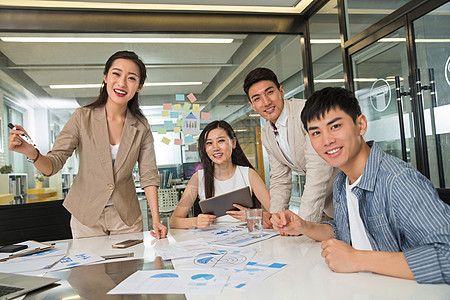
xmin=0 ymin=240 xmax=54 ymax=261
xmin=224 ymin=259 xmax=288 ymax=290
xmin=108 ymin=270 xmax=230 ymax=295
xmin=191 ymin=227 xmax=278 ymax=247
xmin=0 ymin=243 xmax=68 ymax=274
xmin=174 ymin=246 xmax=256 ymax=270
xmin=154 ymin=238 xmax=215 ymax=260
xmin=48 ymin=252 xmax=104 ymax=272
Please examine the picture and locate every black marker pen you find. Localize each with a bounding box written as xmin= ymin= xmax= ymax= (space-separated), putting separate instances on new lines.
xmin=8 ymin=123 xmax=37 ymax=148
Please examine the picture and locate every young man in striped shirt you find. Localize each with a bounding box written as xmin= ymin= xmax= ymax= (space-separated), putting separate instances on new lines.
xmin=271 ymin=87 xmax=449 ymax=284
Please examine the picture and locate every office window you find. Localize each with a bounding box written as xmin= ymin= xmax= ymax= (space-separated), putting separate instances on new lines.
xmin=310 ymin=0 xmax=345 ymax=91
xmin=345 ymin=0 xmax=411 ymax=38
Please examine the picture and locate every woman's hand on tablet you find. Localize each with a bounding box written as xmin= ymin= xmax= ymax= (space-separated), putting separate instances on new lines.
xmin=226 ymin=204 xmax=248 ymax=222
xmin=196 ymin=214 xmax=216 ymax=228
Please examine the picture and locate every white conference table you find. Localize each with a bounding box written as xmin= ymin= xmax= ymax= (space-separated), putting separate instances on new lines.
xmin=31 ymin=227 xmax=449 ymax=300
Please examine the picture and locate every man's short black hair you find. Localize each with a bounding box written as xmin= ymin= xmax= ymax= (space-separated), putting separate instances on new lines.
xmin=301 ymin=87 xmax=362 ymax=131
xmin=243 ymin=67 xmax=281 ymax=101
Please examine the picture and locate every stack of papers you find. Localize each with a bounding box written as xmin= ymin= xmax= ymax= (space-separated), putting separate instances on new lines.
xmin=111 ymin=227 xmax=287 ymax=295
xmin=0 ymin=241 xmax=63 ymax=275
xmin=191 ymin=226 xmax=279 ymax=247
xmin=0 ymin=241 xmax=54 ymax=262
xmin=0 ymin=241 xmax=104 ymax=275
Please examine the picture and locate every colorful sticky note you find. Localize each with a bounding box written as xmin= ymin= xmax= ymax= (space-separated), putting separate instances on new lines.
xmin=176 ymin=94 xmax=185 ymax=101
xmin=174 ymin=126 xmax=181 ymax=133
xmin=185 ymin=135 xmax=195 ymax=144
xmin=161 ymin=137 xmax=170 ymax=145
xmin=164 ymin=120 xmax=173 ymax=129
xmin=174 ymin=139 xmax=183 ymax=145
xmin=187 ymin=93 xmax=197 ymax=103
xmin=162 ymin=111 xmax=169 ymax=117
xmin=174 ymin=104 xmax=182 ymax=110
xmin=201 ymin=112 xmax=210 ymax=119
xmin=170 ymin=111 xmax=179 ymax=119
xmin=163 ymin=103 xmax=172 ymax=110
xmin=183 ymin=102 xmax=191 ymax=112
xmin=176 ymin=119 xmax=183 ymax=126
xmin=193 ymin=104 xmax=199 ymax=113
xmin=158 ymin=128 xmax=167 ymax=134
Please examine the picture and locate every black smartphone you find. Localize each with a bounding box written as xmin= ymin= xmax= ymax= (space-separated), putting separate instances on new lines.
xmin=0 ymin=244 xmax=28 ymax=253
xmin=111 ymin=239 xmax=143 ymax=248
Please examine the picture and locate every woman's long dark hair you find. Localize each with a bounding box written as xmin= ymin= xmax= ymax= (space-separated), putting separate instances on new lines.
xmin=85 ymin=50 xmax=146 ymax=118
xmin=197 ymin=120 xmax=260 ymax=208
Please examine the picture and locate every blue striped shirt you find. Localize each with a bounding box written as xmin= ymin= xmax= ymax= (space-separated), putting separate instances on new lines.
xmin=325 ymin=141 xmax=450 ymax=284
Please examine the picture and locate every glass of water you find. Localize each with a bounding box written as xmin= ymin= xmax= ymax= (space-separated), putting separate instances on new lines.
xmin=246 ymin=208 xmax=263 ymax=238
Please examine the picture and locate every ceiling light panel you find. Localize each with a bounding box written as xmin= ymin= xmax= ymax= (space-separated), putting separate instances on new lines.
xmin=0 ymin=37 xmax=233 ymax=43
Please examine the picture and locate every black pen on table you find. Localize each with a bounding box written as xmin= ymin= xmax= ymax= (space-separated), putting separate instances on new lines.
xmin=8 ymin=123 xmax=37 ymax=148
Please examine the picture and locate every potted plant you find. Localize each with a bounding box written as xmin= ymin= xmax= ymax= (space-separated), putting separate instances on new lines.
xmin=0 ymin=164 xmax=12 ymax=174
xmin=35 ymin=171 xmax=45 ymax=189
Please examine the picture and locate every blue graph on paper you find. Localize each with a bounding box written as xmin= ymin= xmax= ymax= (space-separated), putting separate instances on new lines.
xmin=223 ymin=259 xmax=289 ymax=290
xmin=189 ymin=273 xmax=215 ymax=287
xmin=151 ymin=273 xmax=179 ymax=279
xmin=191 ymin=274 xmax=215 ymax=280
xmin=246 ymin=262 xmax=287 ymax=269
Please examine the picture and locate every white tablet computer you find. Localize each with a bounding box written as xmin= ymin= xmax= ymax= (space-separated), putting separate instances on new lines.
xmin=199 ymin=186 xmax=253 ymax=217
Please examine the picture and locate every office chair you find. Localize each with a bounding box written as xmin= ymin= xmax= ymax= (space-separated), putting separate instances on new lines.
xmin=0 ymin=200 xmax=72 ymax=246
xmin=157 ymin=188 xmax=179 ymax=226
xmin=436 ymin=188 xmax=450 ymax=206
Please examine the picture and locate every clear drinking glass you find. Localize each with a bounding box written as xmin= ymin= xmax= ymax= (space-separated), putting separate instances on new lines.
xmin=246 ymin=208 xmax=263 ymax=238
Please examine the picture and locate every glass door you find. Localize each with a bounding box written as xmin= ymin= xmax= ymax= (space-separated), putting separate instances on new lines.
xmin=352 ymin=28 xmax=416 ymax=166
xmin=412 ymin=3 xmax=450 ymax=188
xmin=351 ymin=2 xmax=450 ymax=189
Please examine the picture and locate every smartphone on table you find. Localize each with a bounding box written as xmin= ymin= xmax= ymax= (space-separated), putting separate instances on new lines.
xmin=0 ymin=244 xmax=28 ymax=253
xmin=111 ymin=239 xmax=143 ymax=248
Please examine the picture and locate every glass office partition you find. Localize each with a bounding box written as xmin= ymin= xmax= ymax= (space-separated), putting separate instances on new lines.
xmin=310 ymin=0 xmax=345 ymax=91
xmin=352 ymin=29 xmax=415 ymax=165
xmin=345 ymin=0 xmax=411 ymax=38
xmin=413 ymin=3 xmax=450 ymax=188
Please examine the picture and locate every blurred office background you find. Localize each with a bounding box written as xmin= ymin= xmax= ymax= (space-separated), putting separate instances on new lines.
xmin=0 ymin=1 xmax=448 ymax=226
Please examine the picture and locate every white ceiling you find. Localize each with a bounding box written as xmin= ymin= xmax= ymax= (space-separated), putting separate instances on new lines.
xmin=0 ymin=0 xmax=312 ymax=13
xmin=0 ymin=34 xmax=245 ymax=100
xmin=0 ymin=30 xmax=304 ymax=126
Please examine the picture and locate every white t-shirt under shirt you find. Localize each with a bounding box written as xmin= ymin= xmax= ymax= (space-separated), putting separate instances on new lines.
xmin=197 ymin=165 xmax=251 ymax=223
xmin=271 ymin=105 xmax=294 ymax=165
xmin=106 ymin=143 xmax=120 ymax=207
xmin=346 ymin=175 xmax=372 ymax=251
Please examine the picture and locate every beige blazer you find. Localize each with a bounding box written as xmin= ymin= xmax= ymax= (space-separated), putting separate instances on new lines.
xmin=46 ymin=106 xmax=159 ymax=227
xmin=261 ymin=98 xmax=336 ymax=222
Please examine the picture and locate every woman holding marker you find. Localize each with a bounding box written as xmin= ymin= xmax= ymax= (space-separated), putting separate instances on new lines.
xmin=169 ymin=120 xmax=272 ymax=229
xmin=8 ymin=51 xmax=167 ymax=239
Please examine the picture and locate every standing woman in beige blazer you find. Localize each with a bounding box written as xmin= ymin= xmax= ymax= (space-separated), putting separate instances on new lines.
xmin=8 ymin=51 xmax=168 ymax=239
